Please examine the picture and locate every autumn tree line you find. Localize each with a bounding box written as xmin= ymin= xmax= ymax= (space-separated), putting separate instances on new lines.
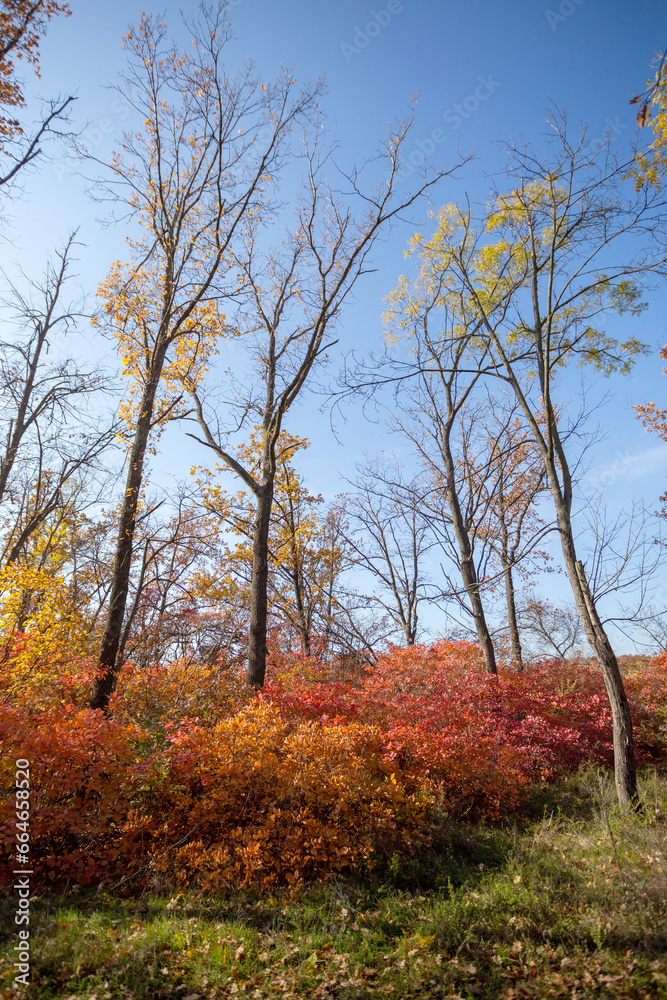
xmin=1 ymin=1 xmax=667 ymax=809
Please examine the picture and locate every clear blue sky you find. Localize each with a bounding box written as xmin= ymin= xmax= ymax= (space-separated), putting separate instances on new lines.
xmin=7 ymin=0 xmax=667 ymax=649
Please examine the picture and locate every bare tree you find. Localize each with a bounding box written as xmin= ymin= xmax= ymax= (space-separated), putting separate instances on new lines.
xmin=630 ymin=606 xmax=667 ymax=654
xmin=381 ymin=285 xmax=501 ymax=672
xmin=397 ymin=112 xmax=667 ymax=806
xmin=518 ymin=593 xmax=587 ymax=660
xmin=458 ymin=394 xmax=553 ymax=669
xmin=88 ymin=4 xmax=319 ymax=711
xmin=343 ymin=457 xmax=435 ymax=646
xmin=0 ymin=234 xmax=115 ymax=566
xmin=186 ymin=114 xmax=466 ymax=687
xmin=113 ymin=497 xmax=240 ymax=671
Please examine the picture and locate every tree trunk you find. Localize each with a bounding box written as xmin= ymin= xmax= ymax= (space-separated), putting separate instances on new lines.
xmin=90 ymin=350 xmax=166 ymax=712
xmin=489 ymin=358 xmax=637 ymax=804
xmin=467 ymin=579 xmax=497 ymax=675
xmin=247 ymin=482 xmax=274 ymax=687
xmin=441 ymin=430 xmax=497 ymax=674
xmin=503 ymin=560 xmax=523 ymax=670
xmin=551 ymin=486 xmax=637 ymax=807
xmin=288 ymin=527 xmax=311 ymax=655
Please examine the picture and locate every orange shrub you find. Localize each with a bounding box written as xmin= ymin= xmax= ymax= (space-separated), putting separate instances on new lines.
xmin=0 ymin=702 xmax=438 ymax=891
xmin=144 ymin=702 xmax=436 ymax=891
xmin=111 ymin=658 xmax=252 ymax=729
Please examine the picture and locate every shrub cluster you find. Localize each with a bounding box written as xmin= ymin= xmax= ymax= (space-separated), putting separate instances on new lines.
xmin=0 ymin=643 xmax=665 ymax=891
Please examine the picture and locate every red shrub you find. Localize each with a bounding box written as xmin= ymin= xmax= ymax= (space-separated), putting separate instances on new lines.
xmin=0 ymin=705 xmax=148 ymax=885
xmin=1 ymin=641 xmax=663 ymax=892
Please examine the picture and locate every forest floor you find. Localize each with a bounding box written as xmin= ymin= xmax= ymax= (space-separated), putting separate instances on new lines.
xmin=1 ymin=766 xmax=666 ymax=1000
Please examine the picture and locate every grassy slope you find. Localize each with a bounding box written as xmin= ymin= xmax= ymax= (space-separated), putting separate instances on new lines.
xmin=1 ymin=767 xmax=666 ymax=1000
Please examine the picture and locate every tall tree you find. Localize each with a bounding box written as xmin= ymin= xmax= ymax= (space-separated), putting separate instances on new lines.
xmin=383 ymin=271 xmax=500 ymax=673
xmin=458 ymin=396 xmax=552 ymax=669
xmin=186 ymin=115 xmax=464 ymax=688
xmin=89 ymin=4 xmax=317 ymax=711
xmin=396 ymin=113 xmax=667 ymax=806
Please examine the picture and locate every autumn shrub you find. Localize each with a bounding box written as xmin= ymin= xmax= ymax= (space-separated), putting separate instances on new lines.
xmin=265 ymin=641 xmax=619 ymax=775
xmin=0 ymin=651 xmax=98 ymax=711
xmin=264 ymin=641 xmax=667 ymax=821
xmin=141 ymin=702 xmax=437 ymax=892
xmin=0 ymin=701 xmax=439 ymax=891
xmin=111 ymin=657 xmax=252 ymax=730
xmin=1 ymin=641 xmax=664 ymax=893
xmin=0 ymin=705 xmax=148 ymax=886
xmin=625 ymin=652 xmax=667 ymax=760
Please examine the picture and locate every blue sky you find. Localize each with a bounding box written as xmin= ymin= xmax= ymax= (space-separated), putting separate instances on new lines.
xmin=7 ymin=0 xmax=667 ymax=648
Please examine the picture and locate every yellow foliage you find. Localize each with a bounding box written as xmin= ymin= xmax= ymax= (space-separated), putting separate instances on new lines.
xmin=192 ymin=431 xmax=347 ymax=650
xmin=95 ymin=257 xmax=231 ymax=441
xmin=0 ymin=562 xmax=97 ymax=703
xmin=384 ymin=181 xmax=648 ymax=375
xmin=632 ymin=62 xmax=667 ymax=190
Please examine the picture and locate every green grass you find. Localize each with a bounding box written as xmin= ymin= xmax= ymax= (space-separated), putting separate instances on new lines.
xmin=2 ymin=767 xmax=667 ymax=999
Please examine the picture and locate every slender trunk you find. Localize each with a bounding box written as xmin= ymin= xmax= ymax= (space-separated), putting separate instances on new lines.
xmin=115 ymin=539 xmax=151 ymax=672
xmin=288 ymin=523 xmax=311 ymax=655
xmin=466 ymin=575 xmax=497 ymax=675
xmin=292 ymin=571 xmax=311 ymax=655
xmin=550 ymin=479 xmax=637 ymax=807
xmin=542 ymin=381 xmax=636 ymax=803
xmin=441 ymin=428 xmax=497 ymax=674
xmin=90 ymin=347 xmax=167 ymax=712
xmin=503 ymin=560 xmax=523 ymax=670
xmin=297 ymin=621 xmax=311 ymax=656
xmin=247 ymin=482 xmax=274 ymax=687
xmin=0 ymin=331 xmax=46 ymax=507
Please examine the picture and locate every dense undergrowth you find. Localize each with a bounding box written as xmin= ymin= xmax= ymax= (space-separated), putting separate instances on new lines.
xmin=1 ymin=642 xmax=666 ymax=894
